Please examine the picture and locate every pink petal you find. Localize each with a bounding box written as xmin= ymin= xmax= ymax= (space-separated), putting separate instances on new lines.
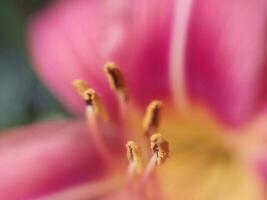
xmin=28 ymin=0 xmax=175 ymax=115
xmin=0 ymin=120 xmax=110 ymax=199
xmin=255 ymin=157 xmax=267 ymax=182
xmin=185 ymin=0 xmax=267 ymax=126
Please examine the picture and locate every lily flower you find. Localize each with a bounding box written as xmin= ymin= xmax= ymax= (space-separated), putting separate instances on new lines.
xmin=1 ymin=0 xmax=267 ymax=199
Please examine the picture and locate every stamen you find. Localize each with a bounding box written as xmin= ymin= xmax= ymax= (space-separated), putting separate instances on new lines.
xmin=104 ymin=62 xmax=128 ymax=102
xmin=72 ymin=79 xmax=90 ymax=98
xmin=150 ymin=133 xmax=169 ymax=165
xmin=141 ymin=134 xmax=169 ymax=186
xmin=104 ymin=62 xmax=130 ymax=129
xmin=84 ymin=88 xmax=96 ymax=106
xmin=72 ymin=80 xmax=108 ymax=121
xmin=72 ymin=79 xmax=112 ymax=163
xmin=126 ymin=141 xmax=143 ymax=175
xmin=143 ymin=101 xmax=163 ymax=137
xmin=87 ymin=89 xmax=109 ymax=120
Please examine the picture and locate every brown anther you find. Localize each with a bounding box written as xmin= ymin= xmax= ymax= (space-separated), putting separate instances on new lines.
xmin=126 ymin=141 xmax=143 ymax=173
xmin=150 ymin=134 xmax=169 ymax=165
xmin=72 ymin=79 xmax=90 ymax=97
xmin=104 ymin=62 xmax=128 ymax=101
xmin=143 ymin=100 xmax=162 ymax=137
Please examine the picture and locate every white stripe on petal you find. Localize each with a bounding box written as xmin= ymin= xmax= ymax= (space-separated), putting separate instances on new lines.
xmin=169 ymin=0 xmax=193 ymax=111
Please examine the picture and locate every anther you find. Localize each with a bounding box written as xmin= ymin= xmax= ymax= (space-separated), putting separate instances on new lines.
xmin=84 ymin=88 xmax=96 ymax=106
xmin=72 ymin=79 xmax=90 ymax=98
xmin=150 ymin=133 xmax=169 ymax=165
xmin=72 ymin=79 xmax=94 ymax=104
xmin=140 ymin=134 xmax=169 ymax=187
xmin=143 ymin=101 xmax=162 ymax=137
xmin=126 ymin=141 xmax=143 ymax=174
xmin=72 ymin=79 xmax=108 ymax=120
xmin=104 ymin=62 xmax=128 ymax=101
xmin=85 ymin=89 xmax=108 ymax=120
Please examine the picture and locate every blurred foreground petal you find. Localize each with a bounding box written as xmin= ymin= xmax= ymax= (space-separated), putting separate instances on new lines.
xmin=0 ymin=120 xmax=109 ymax=199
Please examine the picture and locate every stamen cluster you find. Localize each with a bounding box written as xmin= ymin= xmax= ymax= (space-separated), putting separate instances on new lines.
xmin=72 ymin=62 xmax=170 ymax=190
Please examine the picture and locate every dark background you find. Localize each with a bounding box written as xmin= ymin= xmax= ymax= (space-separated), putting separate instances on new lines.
xmin=0 ymin=0 xmax=68 ymax=130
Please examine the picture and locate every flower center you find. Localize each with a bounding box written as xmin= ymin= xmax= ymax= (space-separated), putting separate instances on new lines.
xmin=159 ymin=106 xmax=265 ymax=199
xmin=72 ymin=63 xmax=264 ymax=200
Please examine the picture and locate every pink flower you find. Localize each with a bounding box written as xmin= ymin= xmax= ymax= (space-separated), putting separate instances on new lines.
xmin=1 ymin=0 xmax=267 ymax=199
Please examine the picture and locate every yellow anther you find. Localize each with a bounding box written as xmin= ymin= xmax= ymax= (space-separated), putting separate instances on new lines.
xmin=104 ymin=62 xmax=128 ymax=101
xmin=126 ymin=141 xmax=143 ymax=174
xmin=150 ymin=134 xmax=169 ymax=165
xmin=85 ymin=89 xmax=108 ymax=121
xmin=143 ymin=100 xmax=162 ymax=137
xmin=72 ymin=79 xmax=95 ymax=104
xmin=73 ymin=79 xmax=108 ymax=120
xmin=84 ymin=88 xmax=97 ymax=106
xmin=72 ymin=79 xmax=90 ymax=97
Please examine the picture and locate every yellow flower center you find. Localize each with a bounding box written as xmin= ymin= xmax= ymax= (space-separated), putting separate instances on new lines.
xmin=157 ymin=105 xmax=264 ymax=200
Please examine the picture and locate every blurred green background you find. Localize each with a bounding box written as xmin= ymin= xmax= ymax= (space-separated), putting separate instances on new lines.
xmin=0 ymin=0 xmax=68 ymax=130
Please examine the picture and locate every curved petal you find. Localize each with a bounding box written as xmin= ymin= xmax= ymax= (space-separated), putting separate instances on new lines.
xmin=184 ymin=0 xmax=267 ymax=126
xmin=0 ymin=120 xmax=111 ymax=199
xmin=28 ymin=0 xmax=175 ymax=115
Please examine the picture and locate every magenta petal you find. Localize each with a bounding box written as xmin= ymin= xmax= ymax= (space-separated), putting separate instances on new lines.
xmin=185 ymin=0 xmax=267 ymax=126
xmin=0 ymin=120 xmax=109 ymax=199
xmin=28 ymin=0 xmax=175 ymax=114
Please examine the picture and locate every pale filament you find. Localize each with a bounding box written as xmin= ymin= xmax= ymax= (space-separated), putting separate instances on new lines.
xmin=85 ymin=106 xmax=114 ymax=164
xmin=126 ymin=141 xmax=143 ymax=181
xmin=140 ymin=153 xmax=158 ymax=185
